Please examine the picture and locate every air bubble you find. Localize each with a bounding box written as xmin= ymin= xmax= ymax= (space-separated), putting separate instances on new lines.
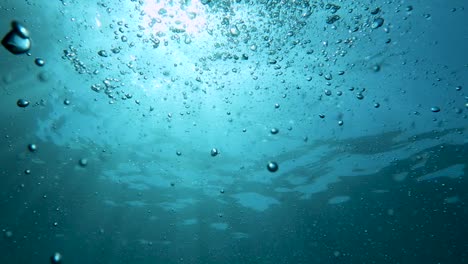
xmin=98 ymin=50 xmax=108 ymax=57
xmin=28 ymin=143 xmax=37 ymax=152
xmin=210 ymin=148 xmax=219 ymax=157
xmin=230 ymin=25 xmax=240 ymax=36
xmin=35 ymin=58 xmax=45 ymax=67
xmin=267 ymin=161 xmax=279 ymax=172
xmin=12 ymin=21 xmax=30 ymax=38
xmin=371 ymin=18 xmax=384 ymax=29
xmin=431 ymin=106 xmax=440 ymax=113
xmin=2 ymin=21 xmax=31 ymax=55
xmin=79 ymin=158 xmax=88 ymax=167
xmin=50 ymin=252 xmax=62 ymax=264
xmin=17 ymin=99 xmax=30 ymax=108
xmin=4 ymin=230 xmax=13 ymax=238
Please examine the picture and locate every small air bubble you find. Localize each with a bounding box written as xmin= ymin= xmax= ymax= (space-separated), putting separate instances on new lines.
xmin=35 ymin=58 xmax=45 ymax=67
xmin=4 ymin=230 xmax=13 ymax=238
xmin=98 ymin=50 xmax=108 ymax=57
xmin=17 ymin=99 xmax=30 ymax=108
xmin=371 ymin=17 xmax=384 ymax=29
xmin=50 ymin=252 xmax=62 ymax=264
xmin=210 ymin=148 xmax=219 ymax=157
xmin=267 ymin=161 xmax=279 ymax=172
xmin=79 ymin=158 xmax=88 ymax=167
xmin=431 ymin=106 xmax=441 ymax=113
xmin=28 ymin=143 xmax=37 ymax=152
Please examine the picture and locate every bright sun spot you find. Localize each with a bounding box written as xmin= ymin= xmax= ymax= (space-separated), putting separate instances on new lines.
xmin=142 ymin=0 xmax=207 ymax=36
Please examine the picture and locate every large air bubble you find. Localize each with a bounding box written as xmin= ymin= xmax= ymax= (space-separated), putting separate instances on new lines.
xmin=1 ymin=21 xmax=31 ymax=55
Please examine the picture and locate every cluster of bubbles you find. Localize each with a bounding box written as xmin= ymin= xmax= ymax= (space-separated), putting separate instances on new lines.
xmin=89 ymin=77 xmax=141 ymax=104
xmin=53 ymin=0 xmax=408 ymax=124
xmin=5 ymin=0 xmax=465 ymax=165
xmin=62 ymin=45 xmax=89 ymax=74
xmin=3 ymin=1 xmax=465 ymax=215
xmin=2 ymin=1 xmax=466 ymax=263
xmin=2 ymin=21 xmax=45 ymax=66
xmin=1 ymin=21 xmax=48 ymax=109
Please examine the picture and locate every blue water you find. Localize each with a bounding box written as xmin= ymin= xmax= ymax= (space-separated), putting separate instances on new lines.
xmin=0 ymin=0 xmax=467 ymax=263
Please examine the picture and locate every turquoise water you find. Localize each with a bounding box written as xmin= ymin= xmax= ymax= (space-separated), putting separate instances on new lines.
xmin=0 ymin=0 xmax=467 ymax=263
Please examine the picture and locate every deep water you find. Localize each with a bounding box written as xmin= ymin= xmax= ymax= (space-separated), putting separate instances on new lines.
xmin=0 ymin=0 xmax=467 ymax=264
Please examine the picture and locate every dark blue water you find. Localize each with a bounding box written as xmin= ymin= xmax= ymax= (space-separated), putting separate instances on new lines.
xmin=1 ymin=0 xmax=467 ymax=263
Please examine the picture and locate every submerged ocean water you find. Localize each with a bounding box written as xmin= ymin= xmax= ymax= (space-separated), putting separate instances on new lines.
xmin=0 ymin=0 xmax=467 ymax=263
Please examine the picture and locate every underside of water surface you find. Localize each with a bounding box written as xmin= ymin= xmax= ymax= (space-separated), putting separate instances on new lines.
xmin=0 ymin=0 xmax=467 ymax=263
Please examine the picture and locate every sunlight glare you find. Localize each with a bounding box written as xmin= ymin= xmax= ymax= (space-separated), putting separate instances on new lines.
xmin=142 ymin=0 xmax=207 ymax=36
